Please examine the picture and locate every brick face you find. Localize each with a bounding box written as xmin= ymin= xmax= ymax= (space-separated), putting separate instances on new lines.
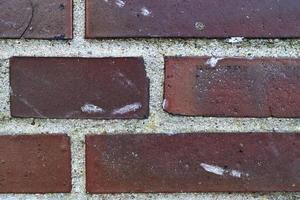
xmin=164 ymin=57 xmax=300 ymax=117
xmin=0 ymin=0 xmax=72 ymax=39
xmin=0 ymin=134 xmax=71 ymax=193
xmin=86 ymin=133 xmax=300 ymax=193
xmin=1 ymin=0 xmax=299 ymax=197
xmin=86 ymin=0 xmax=300 ymax=38
xmin=10 ymin=57 xmax=149 ymax=119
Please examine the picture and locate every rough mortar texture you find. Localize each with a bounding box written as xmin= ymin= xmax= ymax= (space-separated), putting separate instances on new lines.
xmin=0 ymin=0 xmax=299 ymax=199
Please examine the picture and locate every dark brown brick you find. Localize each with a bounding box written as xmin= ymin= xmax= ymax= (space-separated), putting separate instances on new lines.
xmin=86 ymin=0 xmax=300 ymax=38
xmin=0 ymin=0 xmax=72 ymax=39
xmin=0 ymin=134 xmax=71 ymax=193
xmin=10 ymin=57 xmax=149 ymax=119
xmin=164 ymin=57 xmax=300 ymax=117
xmin=86 ymin=133 xmax=300 ymax=193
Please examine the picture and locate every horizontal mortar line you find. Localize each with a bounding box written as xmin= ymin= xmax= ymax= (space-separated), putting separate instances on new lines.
xmin=0 ymin=42 xmax=298 ymax=48
xmin=0 ymin=47 xmax=299 ymax=53
xmin=0 ymin=43 xmax=300 ymax=52
xmin=0 ymin=52 xmax=299 ymax=59
xmin=0 ymin=124 xmax=298 ymax=130
xmin=0 ymin=41 xmax=299 ymax=48
xmin=0 ymin=127 xmax=297 ymax=131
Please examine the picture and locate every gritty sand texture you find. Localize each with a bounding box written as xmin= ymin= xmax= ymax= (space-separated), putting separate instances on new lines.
xmin=0 ymin=0 xmax=299 ymax=199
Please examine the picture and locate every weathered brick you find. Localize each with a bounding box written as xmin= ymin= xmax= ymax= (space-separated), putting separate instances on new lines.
xmin=10 ymin=57 xmax=149 ymax=119
xmin=164 ymin=57 xmax=300 ymax=117
xmin=0 ymin=0 xmax=72 ymax=39
xmin=86 ymin=133 xmax=300 ymax=193
xmin=0 ymin=134 xmax=71 ymax=193
xmin=86 ymin=0 xmax=300 ymax=38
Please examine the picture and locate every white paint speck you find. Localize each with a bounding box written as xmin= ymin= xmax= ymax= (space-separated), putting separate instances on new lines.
xmin=116 ymin=72 xmax=134 ymax=87
xmin=200 ymin=163 xmax=225 ymax=176
xmin=112 ymin=102 xmax=142 ymax=115
xmin=206 ymin=57 xmax=223 ymax=67
xmin=227 ymin=37 xmax=244 ymax=44
xmin=229 ymin=170 xmax=242 ymax=178
xmin=163 ymin=99 xmax=168 ymax=109
xmin=200 ymin=163 xmax=248 ymax=178
xmin=141 ymin=7 xmax=152 ymax=16
xmin=81 ymin=103 xmax=104 ymax=114
xmin=115 ymin=0 xmax=125 ymax=7
xmin=131 ymin=152 xmax=138 ymax=157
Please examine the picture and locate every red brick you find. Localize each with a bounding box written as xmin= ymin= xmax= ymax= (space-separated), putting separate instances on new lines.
xmin=0 ymin=134 xmax=71 ymax=193
xmin=86 ymin=0 xmax=300 ymax=38
xmin=164 ymin=57 xmax=300 ymax=117
xmin=86 ymin=133 xmax=300 ymax=193
xmin=10 ymin=57 xmax=149 ymax=119
xmin=0 ymin=0 xmax=72 ymax=39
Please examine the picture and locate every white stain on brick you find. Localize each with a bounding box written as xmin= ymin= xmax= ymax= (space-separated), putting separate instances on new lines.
xmin=81 ymin=103 xmax=104 ymax=114
xmin=116 ymin=72 xmax=134 ymax=87
xmin=18 ymin=97 xmax=45 ymax=118
xmin=200 ymin=163 xmax=249 ymax=178
xmin=206 ymin=57 xmax=223 ymax=67
xmin=115 ymin=0 xmax=125 ymax=7
xmin=112 ymin=102 xmax=142 ymax=115
xmin=163 ymin=99 xmax=168 ymax=110
xmin=200 ymin=163 xmax=225 ymax=175
xmin=230 ymin=170 xmax=243 ymax=178
xmin=141 ymin=7 xmax=152 ymax=16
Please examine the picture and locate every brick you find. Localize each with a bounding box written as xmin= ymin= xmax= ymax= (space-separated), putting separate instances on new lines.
xmin=10 ymin=57 xmax=149 ymax=119
xmin=164 ymin=57 xmax=300 ymax=117
xmin=86 ymin=133 xmax=300 ymax=193
xmin=85 ymin=0 xmax=300 ymax=38
xmin=0 ymin=0 xmax=72 ymax=39
xmin=0 ymin=134 xmax=71 ymax=193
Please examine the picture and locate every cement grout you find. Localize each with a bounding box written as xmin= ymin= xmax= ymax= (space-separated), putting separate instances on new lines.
xmin=0 ymin=0 xmax=299 ymax=199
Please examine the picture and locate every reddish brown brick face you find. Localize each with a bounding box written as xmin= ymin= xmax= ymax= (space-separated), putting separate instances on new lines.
xmin=86 ymin=133 xmax=300 ymax=193
xmin=0 ymin=134 xmax=71 ymax=193
xmin=0 ymin=0 xmax=72 ymax=39
xmin=86 ymin=0 xmax=300 ymax=38
xmin=164 ymin=57 xmax=300 ymax=117
xmin=10 ymin=57 xmax=149 ymax=119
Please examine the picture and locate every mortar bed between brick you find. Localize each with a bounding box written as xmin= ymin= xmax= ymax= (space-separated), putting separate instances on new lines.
xmin=0 ymin=0 xmax=299 ymax=199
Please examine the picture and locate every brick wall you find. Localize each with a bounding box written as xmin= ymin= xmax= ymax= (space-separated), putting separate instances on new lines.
xmin=0 ymin=0 xmax=299 ymax=199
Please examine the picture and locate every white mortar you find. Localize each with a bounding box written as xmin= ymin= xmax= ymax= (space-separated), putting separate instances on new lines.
xmin=0 ymin=0 xmax=299 ymax=199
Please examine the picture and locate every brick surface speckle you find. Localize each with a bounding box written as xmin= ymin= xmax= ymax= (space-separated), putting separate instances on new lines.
xmin=10 ymin=57 xmax=149 ymax=119
xmin=86 ymin=133 xmax=300 ymax=193
xmin=164 ymin=57 xmax=300 ymax=117
xmin=0 ymin=134 xmax=71 ymax=193
xmin=0 ymin=0 xmax=299 ymax=198
xmin=0 ymin=0 xmax=72 ymax=39
xmin=86 ymin=0 xmax=300 ymax=38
